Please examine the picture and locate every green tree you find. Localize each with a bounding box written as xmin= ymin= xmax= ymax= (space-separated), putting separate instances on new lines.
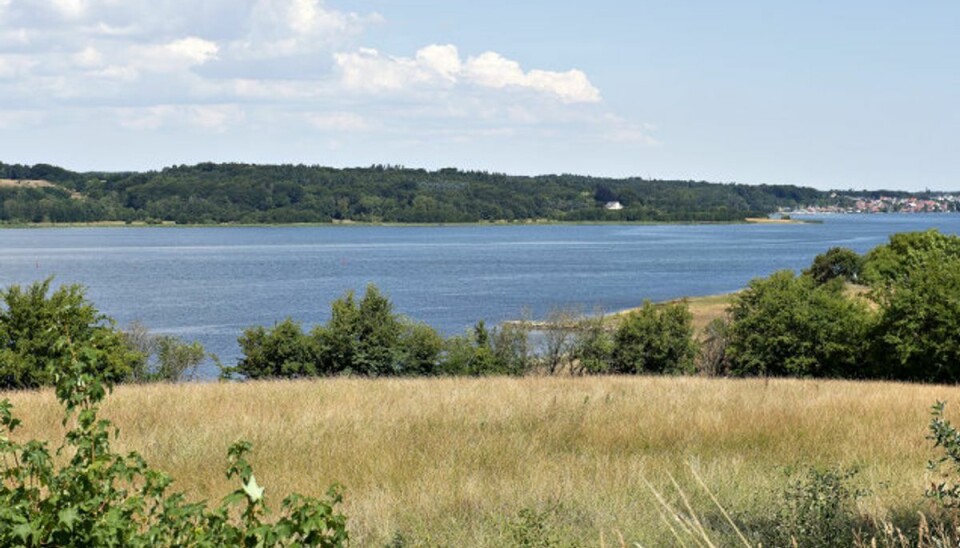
xmin=234 ymin=318 xmax=317 ymax=379
xmin=611 ymin=300 xmax=696 ymax=374
xmin=804 ymin=247 xmax=863 ymax=285
xmin=0 ymin=279 xmax=137 ymax=389
xmin=726 ymin=271 xmax=872 ymax=378
xmin=871 ymin=258 xmax=960 ymax=382
xmin=861 ymin=229 xmax=960 ymax=287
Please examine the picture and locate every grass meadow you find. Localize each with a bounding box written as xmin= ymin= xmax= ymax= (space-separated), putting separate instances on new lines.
xmin=2 ymin=375 xmax=958 ymax=545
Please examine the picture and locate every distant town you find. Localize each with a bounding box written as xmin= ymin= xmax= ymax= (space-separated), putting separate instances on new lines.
xmin=786 ymin=193 xmax=960 ymax=215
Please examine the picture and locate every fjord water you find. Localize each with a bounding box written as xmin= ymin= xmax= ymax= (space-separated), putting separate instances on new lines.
xmin=1 ymin=214 xmax=958 ymax=378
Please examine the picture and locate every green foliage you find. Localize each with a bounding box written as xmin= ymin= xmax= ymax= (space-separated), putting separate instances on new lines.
xmin=0 ymin=329 xmax=348 ymax=546
xmin=506 ymin=507 xmax=566 ymax=548
xmin=438 ymin=321 xmax=532 ymax=376
xmin=314 ymin=284 xmax=404 ymax=376
xmin=770 ymin=467 xmax=866 ymax=548
xmin=0 ymin=279 xmax=137 ymax=389
xmin=0 ymin=161 xmax=829 ymax=225
xmin=871 ymin=257 xmax=960 ymax=382
xmin=569 ymin=314 xmax=614 ymax=375
xmin=927 ymin=401 xmax=960 ymax=508
xmin=234 ymin=285 xmax=443 ymax=379
xmin=726 ymin=272 xmax=872 ymax=378
xmin=805 ymin=246 xmax=863 ymax=285
xmin=233 ymin=318 xmax=318 ymax=379
xmin=611 ymin=301 xmax=696 ymax=374
xmin=861 ymin=229 xmax=960 ymax=287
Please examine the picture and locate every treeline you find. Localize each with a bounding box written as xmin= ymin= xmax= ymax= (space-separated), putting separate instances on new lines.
xmin=0 ymin=161 xmax=830 ymax=224
xmin=227 ymin=229 xmax=960 ymax=383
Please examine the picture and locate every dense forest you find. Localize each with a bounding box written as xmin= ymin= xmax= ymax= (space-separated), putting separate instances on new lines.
xmin=0 ymin=161 xmax=838 ymax=224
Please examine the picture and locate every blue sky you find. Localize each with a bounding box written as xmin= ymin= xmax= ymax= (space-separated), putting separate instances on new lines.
xmin=0 ymin=0 xmax=956 ymax=190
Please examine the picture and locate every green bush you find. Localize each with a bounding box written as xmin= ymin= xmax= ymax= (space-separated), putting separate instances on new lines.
xmin=611 ymin=300 xmax=696 ymax=374
xmin=0 ymin=279 xmax=138 ymax=389
xmin=234 ymin=285 xmax=444 ymax=379
xmin=769 ymin=467 xmax=866 ymax=547
xmin=439 ymin=321 xmax=531 ymax=376
xmin=234 ymin=318 xmax=318 ymax=379
xmin=726 ymin=272 xmax=872 ymax=378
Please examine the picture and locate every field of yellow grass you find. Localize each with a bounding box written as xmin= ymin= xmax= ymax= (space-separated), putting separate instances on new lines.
xmin=2 ymin=376 xmax=957 ymax=545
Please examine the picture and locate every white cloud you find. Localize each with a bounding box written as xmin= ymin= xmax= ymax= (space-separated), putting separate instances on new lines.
xmin=335 ymin=44 xmax=601 ymax=103
xmin=308 ymin=111 xmax=370 ymax=131
xmin=49 ymin=0 xmax=86 ymax=19
xmin=0 ymin=109 xmax=45 ymax=128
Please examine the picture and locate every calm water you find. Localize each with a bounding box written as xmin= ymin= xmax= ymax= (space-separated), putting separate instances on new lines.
xmin=1 ymin=215 xmax=958 ymax=377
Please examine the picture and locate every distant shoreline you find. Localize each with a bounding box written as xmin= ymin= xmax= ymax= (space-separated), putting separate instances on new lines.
xmin=0 ymin=218 xmax=770 ymax=229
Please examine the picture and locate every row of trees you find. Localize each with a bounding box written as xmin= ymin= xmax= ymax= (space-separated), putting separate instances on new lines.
xmin=232 ymin=229 xmax=960 ymax=383
xmin=1 ymin=229 xmax=958 ymax=387
xmin=0 ymin=161 xmax=829 ymax=224
xmin=721 ymin=229 xmax=960 ymax=382
xmin=227 ymin=286 xmax=698 ymax=379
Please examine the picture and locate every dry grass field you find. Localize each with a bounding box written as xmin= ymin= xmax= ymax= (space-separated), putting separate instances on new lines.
xmin=2 ymin=376 xmax=957 ymax=545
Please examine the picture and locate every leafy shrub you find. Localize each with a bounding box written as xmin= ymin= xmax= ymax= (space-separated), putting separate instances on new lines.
xmin=726 ymin=272 xmax=872 ymax=378
xmin=0 ymin=279 xmax=138 ymax=389
xmin=506 ymin=506 xmax=569 ymax=548
xmin=611 ymin=300 xmax=696 ymax=374
xmin=926 ymin=401 xmax=960 ymax=508
xmin=0 ymin=328 xmax=348 ymax=545
xmin=770 ymin=467 xmax=866 ymax=547
xmin=439 ymin=320 xmax=531 ymax=376
xmin=234 ymin=318 xmax=319 ymax=379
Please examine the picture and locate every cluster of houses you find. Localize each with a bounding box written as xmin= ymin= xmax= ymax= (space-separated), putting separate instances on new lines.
xmin=788 ymin=194 xmax=959 ymax=214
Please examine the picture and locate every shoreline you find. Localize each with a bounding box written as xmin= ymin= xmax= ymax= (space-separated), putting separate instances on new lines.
xmin=0 ymin=218 xmax=785 ymax=229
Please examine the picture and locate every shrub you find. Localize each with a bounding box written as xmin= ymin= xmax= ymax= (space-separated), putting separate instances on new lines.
xmin=0 ymin=279 xmax=138 ymax=389
xmin=611 ymin=300 xmax=696 ymax=374
xmin=769 ymin=467 xmax=866 ymax=548
xmin=926 ymin=401 xmax=960 ymax=508
xmin=233 ymin=318 xmax=318 ymax=379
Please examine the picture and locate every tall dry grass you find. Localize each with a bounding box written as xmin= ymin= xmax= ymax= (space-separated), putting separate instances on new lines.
xmin=2 ymin=376 xmax=957 ymax=545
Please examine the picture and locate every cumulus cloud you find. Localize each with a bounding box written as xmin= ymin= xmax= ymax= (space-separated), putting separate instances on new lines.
xmin=0 ymin=0 xmax=648 ymax=156
xmin=335 ymin=44 xmax=601 ymax=103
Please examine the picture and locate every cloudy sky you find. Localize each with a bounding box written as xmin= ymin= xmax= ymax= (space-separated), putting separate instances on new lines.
xmin=0 ymin=0 xmax=956 ymax=190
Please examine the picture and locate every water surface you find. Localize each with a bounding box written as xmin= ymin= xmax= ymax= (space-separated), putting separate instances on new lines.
xmin=1 ymin=215 xmax=957 ymax=377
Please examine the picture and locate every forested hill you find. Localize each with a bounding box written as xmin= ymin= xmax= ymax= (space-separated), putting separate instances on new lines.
xmin=0 ymin=161 xmax=829 ymax=224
